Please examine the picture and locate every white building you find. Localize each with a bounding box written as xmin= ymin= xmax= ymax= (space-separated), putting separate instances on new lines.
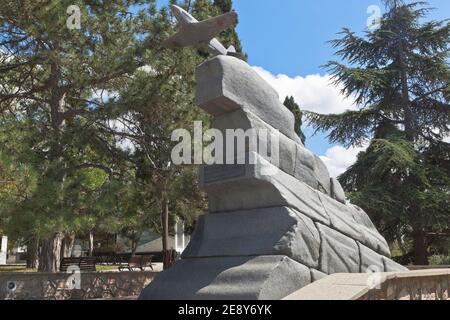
xmin=0 ymin=235 xmax=7 ymax=265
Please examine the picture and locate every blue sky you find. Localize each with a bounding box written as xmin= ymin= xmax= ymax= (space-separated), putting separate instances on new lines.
xmin=157 ymin=0 xmax=449 ymax=176
xmin=234 ymin=0 xmax=450 ymax=77
xmin=233 ymin=0 xmax=449 ymax=161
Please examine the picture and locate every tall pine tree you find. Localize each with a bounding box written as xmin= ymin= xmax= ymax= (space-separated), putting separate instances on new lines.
xmin=102 ymin=0 xmax=244 ymax=269
xmin=0 ymin=0 xmax=148 ymax=271
xmin=307 ymin=1 xmax=449 ymax=265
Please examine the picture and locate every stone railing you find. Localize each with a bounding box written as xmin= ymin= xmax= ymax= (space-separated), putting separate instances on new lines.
xmin=284 ymin=269 xmax=450 ymax=300
xmin=0 ymin=271 xmax=156 ymax=300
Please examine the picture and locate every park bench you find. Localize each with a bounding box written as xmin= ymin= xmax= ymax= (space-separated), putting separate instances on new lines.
xmin=93 ymin=253 xmax=131 ymax=265
xmin=118 ymin=255 xmax=154 ymax=271
xmin=60 ymin=257 xmax=97 ymax=272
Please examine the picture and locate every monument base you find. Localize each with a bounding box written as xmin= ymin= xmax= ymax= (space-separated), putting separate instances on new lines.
xmin=138 ymin=256 xmax=312 ymax=300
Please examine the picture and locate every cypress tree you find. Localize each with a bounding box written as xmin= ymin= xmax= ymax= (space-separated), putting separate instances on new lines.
xmin=283 ymin=96 xmax=306 ymax=144
xmin=307 ymin=1 xmax=449 ymax=265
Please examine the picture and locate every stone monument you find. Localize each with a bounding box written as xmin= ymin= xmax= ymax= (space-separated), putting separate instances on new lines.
xmin=139 ymin=7 xmax=408 ymax=300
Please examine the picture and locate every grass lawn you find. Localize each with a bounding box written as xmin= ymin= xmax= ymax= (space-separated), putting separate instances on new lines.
xmin=0 ymin=265 xmax=36 ymax=273
xmin=96 ymin=265 xmax=121 ymax=272
xmin=0 ymin=264 xmax=121 ymax=273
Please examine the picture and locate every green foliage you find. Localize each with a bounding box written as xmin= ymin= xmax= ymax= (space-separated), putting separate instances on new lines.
xmin=0 ymin=0 xmax=150 ymax=245
xmin=340 ymin=126 xmax=449 ymax=264
xmin=308 ymin=1 xmax=449 ymax=146
xmin=307 ymin=108 xmax=378 ymax=147
xmin=283 ymin=96 xmax=306 ymax=144
xmin=308 ymin=1 xmax=449 ymax=264
xmin=0 ymin=265 xmax=37 ymax=273
xmin=0 ymin=0 xmax=244 ymax=260
xmin=428 ymin=255 xmax=450 ymax=265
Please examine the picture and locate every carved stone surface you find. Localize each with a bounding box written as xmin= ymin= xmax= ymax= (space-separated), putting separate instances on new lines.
xmin=182 ymin=207 xmax=321 ymax=269
xmin=201 ymin=154 xmax=332 ymax=225
xmin=212 ymin=105 xmax=334 ymax=198
xmin=201 ymin=154 xmax=391 ymax=257
xmin=359 ymin=243 xmax=385 ymax=273
xmin=383 ymin=256 xmax=409 ymax=272
xmin=330 ymin=177 xmax=346 ymax=204
xmin=196 ymin=55 xmax=302 ymax=145
xmin=318 ymin=192 xmax=390 ymax=256
xmin=317 ymin=224 xmax=360 ymax=274
xmin=310 ymin=269 xmax=327 ymax=282
xmin=140 ymin=55 xmax=407 ymax=300
xmin=203 ymin=164 xmax=246 ymax=184
xmin=139 ymin=256 xmax=311 ymax=300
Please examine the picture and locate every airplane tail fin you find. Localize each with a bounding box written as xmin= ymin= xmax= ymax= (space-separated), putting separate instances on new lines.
xmin=227 ymin=45 xmax=236 ymax=54
xmin=226 ymin=45 xmax=245 ymax=60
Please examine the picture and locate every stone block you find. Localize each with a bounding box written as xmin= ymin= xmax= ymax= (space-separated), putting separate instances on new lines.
xmin=330 ymin=177 xmax=346 ymax=204
xmin=319 ymin=192 xmax=390 ymax=256
xmin=350 ymin=205 xmax=377 ymax=231
xmin=183 ymin=207 xmax=321 ymax=269
xmin=310 ymin=269 xmax=327 ymax=282
xmin=201 ymin=154 xmax=331 ymax=225
xmin=277 ymin=210 xmax=321 ymax=269
xmin=382 ymin=256 xmax=409 ymax=272
xmin=139 ymin=256 xmax=311 ymax=300
xmin=294 ymin=144 xmax=332 ymax=195
xmin=196 ymin=55 xmax=302 ymax=144
xmin=359 ymin=243 xmax=384 ymax=273
xmin=213 ymin=109 xmax=308 ymax=188
xmin=313 ymin=155 xmax=331 ymax=195
xmin=201 ymin=154 xmax=391 ymax=257
xmin=317 ymin=224 xmax=360 ymax=274
xmin=211 ymin=109 xmax=338 ymax=199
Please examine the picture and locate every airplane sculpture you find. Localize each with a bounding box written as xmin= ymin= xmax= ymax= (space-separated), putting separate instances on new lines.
xmin=163 ymin=5 xmax=239 ymax=57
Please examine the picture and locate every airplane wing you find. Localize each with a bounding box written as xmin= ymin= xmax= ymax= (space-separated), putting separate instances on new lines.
xmin=162 ymin=32 xmax=184 ymax=48
xmin=191 ymin=11 xmax=238 ymax=41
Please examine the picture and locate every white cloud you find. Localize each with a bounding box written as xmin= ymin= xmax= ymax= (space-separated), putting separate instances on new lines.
xmin=91 ymin=89 xmax=119 ymax=103
xmin=321 ymin=134 xmax=449 ymax=178
xmin=252 ymin=66 xmax=358 ymax=114
xmin=108 ymin=117 xmax=136 ymax=153
xmin=138 ymin=65 xmax=157 ymax=74
xmin=252 ymin=66 xmax=363 ymax=176
xmin=320 ymin=144 xmax=368 ymax=178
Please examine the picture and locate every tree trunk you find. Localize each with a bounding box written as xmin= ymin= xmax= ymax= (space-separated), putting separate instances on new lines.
xmin=38 ymin=233 xmax=63 ymax=272
xmin=130 ymin=231 xmax=142 ymax=256
xmin=131 ymin=240 xmax=139 ymax=256
xmin=398 ymin=39 xmax=428 ymax=266
xmin=161 ymin=193 xmax=170 ymax=270
xmin=26 ymin=236 xmax=39 ymax=269
xmin=412 ymin=228 xmax=429 ymax=265
xmin=88 ymin=230 xmax=94 ymax=257
xmin=398 ymin=40 xmax=415 ymax=142
xmin=60 ymin=232 xmax=76 ymax=258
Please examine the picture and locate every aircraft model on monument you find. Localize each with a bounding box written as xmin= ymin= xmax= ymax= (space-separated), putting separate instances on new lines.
xmin=163 ymin=5 xmax=239 ymax=57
